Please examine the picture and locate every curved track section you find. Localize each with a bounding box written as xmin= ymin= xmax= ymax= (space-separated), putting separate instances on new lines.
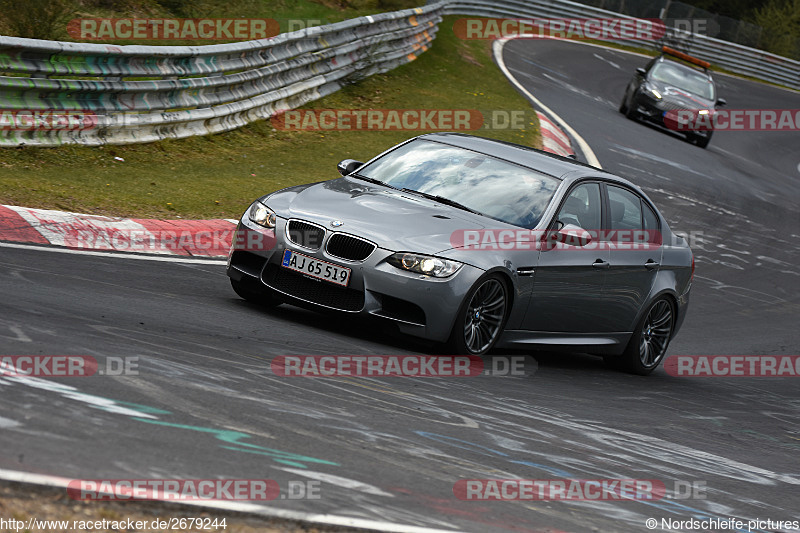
xmin=502 ymin=38 xmax=800 ymax=356
xmin=1 ymin=38 xmax=798 ymax=533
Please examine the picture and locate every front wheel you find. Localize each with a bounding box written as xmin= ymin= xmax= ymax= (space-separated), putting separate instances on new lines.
xmin=622 ymin=92 xmax=639 ymax=120
xmin=446 ymin=275 xmax=509 ymax=355
xmin=616 ymin=298 xmax=675 ymax=375
xmin=230 ymin=278 xmax=281 ymax=307
xmin=619 ymin=94 xmax=629 ymax=114
xmin=692 ymin=129 xmax=713 ymax=148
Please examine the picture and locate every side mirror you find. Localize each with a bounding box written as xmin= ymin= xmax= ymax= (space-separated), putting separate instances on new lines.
xmin=636 ymin=67 xmax=647 ymax=76
xmin=715 ymin=98 xmax=727 ymax=107
xmin=552 ymin=224 xmax=592 ymax=247
xmin=337 ymin=159 xmax=363 ymax=176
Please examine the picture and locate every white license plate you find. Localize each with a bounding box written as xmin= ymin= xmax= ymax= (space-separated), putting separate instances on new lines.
xmin=281 ymin=250 xmax=351 ymax=287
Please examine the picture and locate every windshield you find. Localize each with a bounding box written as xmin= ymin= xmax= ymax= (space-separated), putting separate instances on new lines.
xmin=356 ymin=139 xmax=560 ymax=228
xmin=650 ymin=62 xmax=715 ymax=100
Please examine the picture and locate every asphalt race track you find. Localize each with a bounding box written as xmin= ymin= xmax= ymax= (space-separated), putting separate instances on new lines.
xmin=1 ymin=39 xmax=799 ymax=532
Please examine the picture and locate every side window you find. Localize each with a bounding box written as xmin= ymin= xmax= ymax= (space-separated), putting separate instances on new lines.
xmin=642 ymin=199 xmax=661 ymax=244
xmin=607 ymin=185 xmax=643 ymax=235
xmin=556 ymin=183 xmax=601 ymax=230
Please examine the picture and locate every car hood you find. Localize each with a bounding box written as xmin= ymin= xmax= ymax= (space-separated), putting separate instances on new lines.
xmin=262 ymin=177 xmax=488 ymax=254
xmin=650 ymin=80 xmax=714 ymax=109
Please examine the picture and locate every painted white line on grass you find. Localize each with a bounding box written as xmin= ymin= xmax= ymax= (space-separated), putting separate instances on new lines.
xmin=493 ymin=36 xmax=602 ymax=168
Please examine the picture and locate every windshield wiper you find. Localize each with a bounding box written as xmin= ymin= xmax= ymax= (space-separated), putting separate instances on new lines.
xmin=400 ymin=188 xmax=482 ymax=215
xmin=350 ymin=174 xmax=398 ymax=189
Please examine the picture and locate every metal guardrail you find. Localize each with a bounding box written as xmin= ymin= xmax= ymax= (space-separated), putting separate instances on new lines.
xmin=433 ymin=0 xmax=800 ymax=90
xmin=0 ymin=5 xmax=442 ymax=146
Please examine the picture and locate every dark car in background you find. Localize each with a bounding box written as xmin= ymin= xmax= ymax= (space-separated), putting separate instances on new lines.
xmin=227 ymin=134 xmax=694 ymax=374
xmin=620 ymin=46 xmax=727 ymax=148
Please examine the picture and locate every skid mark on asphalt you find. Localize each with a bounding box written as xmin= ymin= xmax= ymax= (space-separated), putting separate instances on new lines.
xmin=87 ymin=324 xmax=352 ymax=366
xmin=693 ymin=275 xmax=786 ymax=304
xmin=278 ymin=468 xmax=394 ymax=497
xmin=266 ymin=376 xmax=482 ymax=427
xmin=512 ymin=55 xmax=569 ymax=78
xmin=0 ymin=416 xmax=20 ymax=429
xmin=275 ymin=375 xmax=797 ymax=527
xmin=592 ymin=53 xmax=621 ymax=70
xmin=1 ymin=372 xmax=339 ymax=469
xmin=609 ymin=145 xmax=713 ymax=180
xmin=4 ymin=348 xmax=796 ymax=530
xmin=0 ymin=324 xmax=31 ymax=342
xmin=418 ymin=396 xmax=794 ymax=529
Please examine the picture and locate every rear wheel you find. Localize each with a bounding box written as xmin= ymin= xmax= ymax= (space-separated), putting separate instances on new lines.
xmin=616 ymin=298 xmax=675 ymax=375
xmin=446 ymin=275 xmax=509 ymax=355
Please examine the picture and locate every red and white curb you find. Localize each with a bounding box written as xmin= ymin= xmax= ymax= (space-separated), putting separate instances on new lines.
xmin=493 ymin=36 xmax=600 ymax=168
xmin=537 ymin=111 xmax=575 ymax=157
xmin=0 ymin=204 xmax=237 ymax=258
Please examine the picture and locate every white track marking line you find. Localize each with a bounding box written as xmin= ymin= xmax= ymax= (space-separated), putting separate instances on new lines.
xmin=493 ymin=36 xmax=602 ymax=168
xmin=0 ymin=242 xmax=227 ymax=265
xmin=0 ymin=468 xmax=462 ymax=533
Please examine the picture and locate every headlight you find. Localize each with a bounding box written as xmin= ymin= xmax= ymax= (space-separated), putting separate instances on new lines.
xmin=644 ymin=82 xmax=661 ymax=100
xmin=698 ymin=109 xmax=710 ymax=115
xmin=248 ymin=201 xmax=276 ymax=229
xmin=387 ymin=252 xmax=462 ymax=278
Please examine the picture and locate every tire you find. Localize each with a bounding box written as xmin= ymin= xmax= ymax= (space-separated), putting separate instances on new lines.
xmin=625 ymin=102 xmax=639 ymax=120
xmin=616 ymin=298 xmax=675 ymax=375
xmin=693 ymin=129 xmax=713 ymax=148
xmin=446 ymin=274 xmax=510 ymax=356
xmin=230 ymin=278 xmax=281 ymax=307
xmin=619 ymin=94 xmax=629 ymax=114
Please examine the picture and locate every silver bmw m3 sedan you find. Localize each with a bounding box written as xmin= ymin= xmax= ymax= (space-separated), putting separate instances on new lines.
xmin=227 ymin=133 xmax=693 ymax=375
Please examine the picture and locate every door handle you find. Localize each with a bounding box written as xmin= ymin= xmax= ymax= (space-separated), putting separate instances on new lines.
xmin=592 ymin=259 xmax=610 ymax=269
xmin=644 ymin=260 xmax=660 ymax=270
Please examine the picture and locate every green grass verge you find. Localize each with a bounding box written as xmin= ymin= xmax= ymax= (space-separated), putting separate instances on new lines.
xmin=0 ymin=15 xmax=540 ymax=219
